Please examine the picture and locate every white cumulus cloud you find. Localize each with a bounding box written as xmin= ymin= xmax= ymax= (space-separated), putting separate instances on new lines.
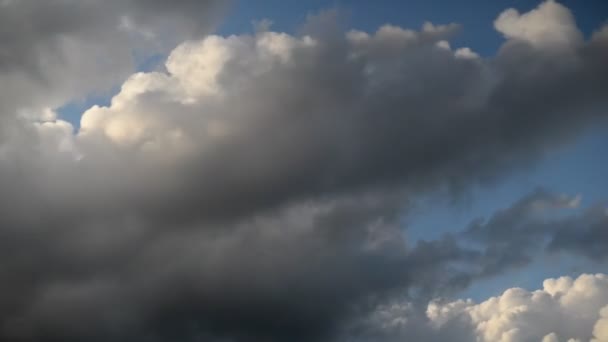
xmin=359 ymin=273 xmax=608 ymax=342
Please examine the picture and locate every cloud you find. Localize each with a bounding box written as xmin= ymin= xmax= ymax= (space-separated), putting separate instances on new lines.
xmin=351 ymin=273 xmax=608 ymax=342
xmin=4 ymin=0 xmax=607 ymax=228
xmin=0 ymin=1 xmax=606 ymax=341
xmin=0 ymin=0 xmax=225 ymax=120
xmin=464 ymin=188 xmax=608 ymax=265
xmin=494 ymin=0 xmax=583 ymax=49
xmin=66 ymin=2 xmax=607 ymax=227
xmin=386 ymin=188 xmax=607 ymax=302
xmin=0 ymin=191 xmax=415 ymax=341
xmin=593 ymin=306 xmax=608 ymax=342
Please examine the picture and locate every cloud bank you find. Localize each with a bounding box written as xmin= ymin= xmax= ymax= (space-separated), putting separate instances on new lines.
xmin=0 ymin=0 xmax=606 ymax=341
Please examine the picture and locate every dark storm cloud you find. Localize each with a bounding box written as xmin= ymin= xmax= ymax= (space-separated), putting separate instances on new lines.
xmin=0 ymin=191 xmax=413 ymax=341
xmin=0 ymin=0 xmax=606 ymax=341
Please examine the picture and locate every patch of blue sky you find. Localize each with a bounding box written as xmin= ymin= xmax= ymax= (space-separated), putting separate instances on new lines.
xmin=56 ymin=88 xmax=115 ymax=130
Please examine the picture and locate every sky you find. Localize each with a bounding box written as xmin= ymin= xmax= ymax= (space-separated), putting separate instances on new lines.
xmin=1 ymin=0 xmax=608 ymax=341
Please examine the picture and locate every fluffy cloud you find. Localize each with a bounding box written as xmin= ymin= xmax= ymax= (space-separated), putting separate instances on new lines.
xmin=593 ymin=306 xmax=608 ymax=342
xmin=353 ymin=273 xmax=608 ymax=342
xmin=0 ymin=1 xmax=606 ymax=341
xmin=494 ymin=0 xmax=583 ymax=49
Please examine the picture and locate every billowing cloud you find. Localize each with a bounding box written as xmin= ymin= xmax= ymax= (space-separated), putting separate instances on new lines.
xmin=494 ymin=0 xmax=583 ymax=49
xmin=27 ymin=1 xmax=605 ymax=228
xmin=348 ymin=273 xmax=608 ymax=342
xmin=0 ymin=0 xmax=606 ymax=341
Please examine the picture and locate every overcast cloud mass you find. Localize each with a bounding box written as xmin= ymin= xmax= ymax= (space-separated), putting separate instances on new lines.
xmin=0 ymin=0 xmax=607 ymax=341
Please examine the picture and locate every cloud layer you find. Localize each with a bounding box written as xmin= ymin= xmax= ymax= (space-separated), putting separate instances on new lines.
xmin=0 ymin=0 xmax=606 ymax=341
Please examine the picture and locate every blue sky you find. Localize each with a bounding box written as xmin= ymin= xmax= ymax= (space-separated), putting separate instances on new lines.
xmin=57 ymin=0 xmax=608 ymax=300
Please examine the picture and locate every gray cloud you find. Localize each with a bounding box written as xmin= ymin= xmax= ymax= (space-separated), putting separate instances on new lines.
xmin=0 ymin=0 xmax=226 ymax=118
xmin=0 ymin=0 xmax=606 ymax=341
xmin=464 ymin=188 xmax=608 ymax=264
xmin=0 ymin=191 xmax=413 ymax=341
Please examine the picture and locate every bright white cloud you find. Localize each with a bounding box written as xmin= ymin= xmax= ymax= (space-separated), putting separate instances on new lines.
xmin=369 ymin=273 xmax=608 ymax=342
xmin=494 ymin=0 xmax=583 ymax=50
xmin=78 ymin=31 xmax=316 ymax=150
xmin=593 ymin=306 xmax=608 ymax=342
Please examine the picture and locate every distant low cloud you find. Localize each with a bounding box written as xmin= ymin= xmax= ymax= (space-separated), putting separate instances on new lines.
xmin=346 ymin=273 xmax=608 ymax=342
